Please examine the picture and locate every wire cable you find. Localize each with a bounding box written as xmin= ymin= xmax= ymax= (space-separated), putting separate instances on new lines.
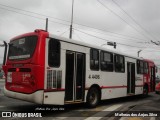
xmin=0 ymin=3 xmax=153 ymax=43
xmin=0 ymin=3 xmax=152 ymax=42
xmin=0 ymin=3 xmax=70 ymax=23
xmin=111 ymin=0 xmax=159 ymax=42
xmin=75 ymin=27 xmax=149 ymax=43
xmin=75 ymin=28 xmax=146 ymax=48
xmin=0 ymin=2 xmax=158 ymax=46
xmin=97 ymin=0 xmax=154 ymax=41
xmin=59 ymin=28 xmax=70 ymax=36
xmin=0 ymin=7 xmax=69 ymax=26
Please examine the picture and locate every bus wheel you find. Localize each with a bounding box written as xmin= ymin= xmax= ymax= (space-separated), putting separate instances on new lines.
xmin=86 ymin=87 xmax=100 ymax=108
xmin=143 ymin=86 xmax=148 ymax=97
xmin=155 ymin=91 xmax=159 ymax=94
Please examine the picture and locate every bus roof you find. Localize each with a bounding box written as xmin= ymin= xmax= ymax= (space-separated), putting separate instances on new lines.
xmin=49 ymin=33 xmax=143 ymax=60
xmin=8 ymin=29 xmax=144 ymax=61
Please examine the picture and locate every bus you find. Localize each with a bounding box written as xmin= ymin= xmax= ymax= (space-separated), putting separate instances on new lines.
xmin=2 ymin=29 xmax=156 ymax=107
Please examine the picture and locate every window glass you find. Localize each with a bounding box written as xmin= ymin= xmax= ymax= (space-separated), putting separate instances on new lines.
xmin=140 ymin=61 xmax=143 ymax=67
xmin=90 ymin=49 xmax=99 ymax=70
xmin=119 ymin=57 xmax=123 ymax=64
xmin=115 ymin=55 xmax=125 ymax=72
xmin=104 ymin=52 xmax=111 ymax=62
xmin=144 ymin=62 xmax=148 ymax=74
xmin=140 ymin=61 xmax=144 ymax=74
xmin=8 ymin=36 xmax=38 ymax=60
xmin=137 ymin=60 xmax=144 ymax=74
xmin=137 ymin=60 xmax=140 ymax=74
xmin=100 ymin=51 xmax=113 ymax=71
xmin=48 ymin=38 xmax=60 ymax=67
xmin=93 ymin=50 xmax=98 ymax=60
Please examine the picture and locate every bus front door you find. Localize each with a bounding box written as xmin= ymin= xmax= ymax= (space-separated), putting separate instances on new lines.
xmin=65 ymin=51 xmax=85 ymax=102
xmin=127 ymin=62 xmax=135 ymax=94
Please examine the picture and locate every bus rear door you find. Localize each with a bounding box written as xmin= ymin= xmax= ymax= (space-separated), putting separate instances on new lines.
xmin=65 ymin=50 xmax=85 ymax=103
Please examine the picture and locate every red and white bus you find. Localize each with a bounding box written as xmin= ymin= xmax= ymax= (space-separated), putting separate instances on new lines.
xmin=2 ymin=29 xmax=156 ymax=107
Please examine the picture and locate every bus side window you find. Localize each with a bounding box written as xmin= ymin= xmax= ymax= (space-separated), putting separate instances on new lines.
xmin=144 ymin=62 xmax=148 ymax=74
xmin=100 ymin=51 xmax=113 ymax=72
xmin=48 ymin=38 xmax=60 ymax=67
xmin=90 ymin=48 xmax=99 ymax=70
xmin=137 ymin=60 xmax=140 ymax=74
xmin=115 ymin=54 xmax=125 ymax=73
xmin=137 ymin=60 xmax=143 ymax=74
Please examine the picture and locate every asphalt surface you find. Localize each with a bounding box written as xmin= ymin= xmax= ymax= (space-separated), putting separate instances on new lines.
xmin=0 ymin=79 xmax=160 ymax=120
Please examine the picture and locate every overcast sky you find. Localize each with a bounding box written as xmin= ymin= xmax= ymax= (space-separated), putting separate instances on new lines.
xmin=0 ymin=0 xmax=160 ymax=68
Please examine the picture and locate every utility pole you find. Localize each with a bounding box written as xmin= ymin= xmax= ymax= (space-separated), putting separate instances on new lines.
xmin=138 ymin=50 xmax=142 ymax=57
xmin=45 ymin=18 xmax=48 ymax=32
xmin=69 ymin=0 xmax=74 ymax=39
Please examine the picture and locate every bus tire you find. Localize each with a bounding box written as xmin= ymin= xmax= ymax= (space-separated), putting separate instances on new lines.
xmin=143 ymin=85 xmax=148 ymax=97
xmin=86 ymin=87 xmax=100 ymax=108
xmin=155 ymin=91 xmax=159 ymax=94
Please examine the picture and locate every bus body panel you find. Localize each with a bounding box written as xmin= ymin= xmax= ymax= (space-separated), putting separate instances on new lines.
xmin=43 ymin=92 xmax=65 ymax=105
xmin=43 ymin=38 xmax=65 ymax=105
xmin=5 ymin=64 xmax=44 ymax=94
xmin=4 ymin=87 xmax=43 ymax=104
xmin=4 ymin=30 xmax=48 ymax=104
xmin=101 ymin=88 xmax=126 ymax=100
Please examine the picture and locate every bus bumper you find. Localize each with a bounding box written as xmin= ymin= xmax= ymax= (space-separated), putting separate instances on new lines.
xmin=3 ymin=87 xmax=44 ymax=104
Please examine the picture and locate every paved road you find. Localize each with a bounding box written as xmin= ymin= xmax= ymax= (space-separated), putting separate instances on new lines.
xmin=0 ymin=80 xmax=160 ymax=120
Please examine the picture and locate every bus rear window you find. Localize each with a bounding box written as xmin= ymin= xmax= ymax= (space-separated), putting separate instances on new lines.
xmin=8 ymin=36 xmax=38 ymax=60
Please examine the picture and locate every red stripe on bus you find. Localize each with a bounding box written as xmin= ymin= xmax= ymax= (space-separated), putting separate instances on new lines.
xmin=44 ymin=85 xmax=144 ymax=92
xmin=101 ymin=86 xmax=127 ymax=89
xmin=44 ymin=88 xmax=65 ymax=92
xmin=101 ymin=85 xmax=144 ymax=89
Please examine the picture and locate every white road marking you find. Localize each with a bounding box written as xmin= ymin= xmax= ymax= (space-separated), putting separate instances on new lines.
xmin=84 ymin=104 xmax=122 ymax=120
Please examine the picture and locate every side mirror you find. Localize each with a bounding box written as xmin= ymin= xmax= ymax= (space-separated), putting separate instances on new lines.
xmin=1 ymin=41 xmax=8 ymax=65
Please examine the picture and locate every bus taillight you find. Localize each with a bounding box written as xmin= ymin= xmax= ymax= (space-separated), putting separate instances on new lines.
xmin=16 ymin=68 xmax=20 ymax=72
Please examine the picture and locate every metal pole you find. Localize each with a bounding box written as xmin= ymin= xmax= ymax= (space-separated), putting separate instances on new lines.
xmin=69 ymin=0 xmax=74 ymax=39
xmin=138 ymin=50 xmax=142 ymax=57
xmin=101 ymin=42 xmax=117 ymax=49
xmin=3 ymin=41 xmax=7 ymax=65
xmin=46 ymin=18 xmax=48 ymax=32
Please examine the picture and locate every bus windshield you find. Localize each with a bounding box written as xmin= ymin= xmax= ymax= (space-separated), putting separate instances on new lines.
xmin=8 ymin=35 xmax=38 ymax=60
